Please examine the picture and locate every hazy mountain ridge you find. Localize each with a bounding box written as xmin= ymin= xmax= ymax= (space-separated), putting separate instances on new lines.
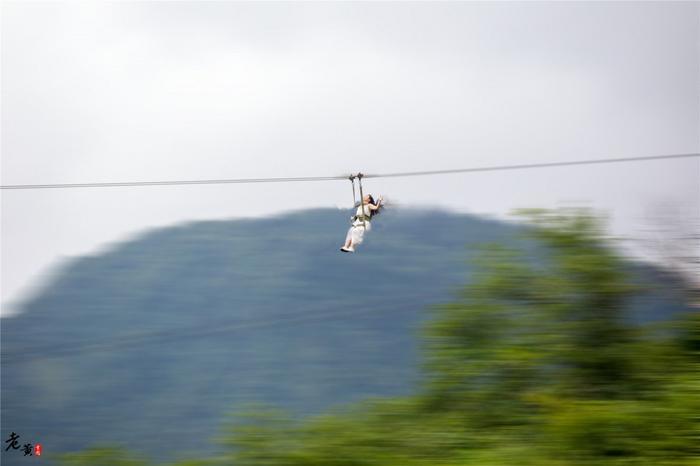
xmin=1 ymin=208 xmax=688 ymax=464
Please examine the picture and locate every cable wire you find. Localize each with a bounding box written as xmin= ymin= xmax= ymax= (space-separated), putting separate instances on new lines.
xmin=0 ymin=174 xmax=346 ymax=190
xmin=363 ymin=152 xmax=700 ymax=179
xmin=2 ymin=153 xmax=697 ymax=190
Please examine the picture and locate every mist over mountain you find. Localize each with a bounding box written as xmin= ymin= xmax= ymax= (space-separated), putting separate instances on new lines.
xmin=1 ymin=208 xmax=687 ymax=464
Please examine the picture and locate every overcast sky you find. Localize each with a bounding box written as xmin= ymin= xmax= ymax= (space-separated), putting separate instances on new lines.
xmin=2 ymin=1 xmax=699 ymax=317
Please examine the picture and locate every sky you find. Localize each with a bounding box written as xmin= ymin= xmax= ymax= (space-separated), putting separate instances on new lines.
xmin=2 ymin=1 xmax=699 ymax=317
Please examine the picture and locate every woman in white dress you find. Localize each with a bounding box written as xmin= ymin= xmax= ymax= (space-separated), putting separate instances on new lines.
xmin=340 ymin=194 xmax=382 ymax=253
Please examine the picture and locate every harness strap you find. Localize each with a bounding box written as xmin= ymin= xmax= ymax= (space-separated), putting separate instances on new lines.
xmin=349 ymin=175 xmax=357 ymax=207
xmin=357 ymin=173 xmax=366 ymax=230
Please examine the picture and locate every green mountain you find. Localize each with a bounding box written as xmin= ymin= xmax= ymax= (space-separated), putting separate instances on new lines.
xmin=0 ymin=208 xmax=687 ymax=464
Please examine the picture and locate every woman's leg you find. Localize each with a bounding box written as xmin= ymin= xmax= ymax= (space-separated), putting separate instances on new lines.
xmin=351 ymin=224 xmax=368 ymax=247
xmin=343 ymin=226 xmax=354 ymax=247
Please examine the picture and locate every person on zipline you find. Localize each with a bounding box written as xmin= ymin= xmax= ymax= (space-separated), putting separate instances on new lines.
xmin=340 ymin=194 xmax=382 ymax=253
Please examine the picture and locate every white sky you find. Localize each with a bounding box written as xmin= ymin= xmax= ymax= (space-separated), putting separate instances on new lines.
xmin=2 ymin=1 xmax=699 ymax=317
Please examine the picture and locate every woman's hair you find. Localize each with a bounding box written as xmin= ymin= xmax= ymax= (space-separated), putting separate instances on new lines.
xmin=367 ymin=194 xmax=381 ymax=219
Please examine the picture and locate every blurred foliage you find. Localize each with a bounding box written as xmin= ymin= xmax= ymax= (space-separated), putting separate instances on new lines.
xmin=54 ymin=447 xmax=150 ymax=466
xmin=57 ymin=210 xmax=699 ymax=466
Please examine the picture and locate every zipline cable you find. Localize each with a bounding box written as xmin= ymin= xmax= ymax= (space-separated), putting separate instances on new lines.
xmin=1 ymin=152 xmax=697 ymax=190
xmin=363 ymin=152 xmax=700 ymax=180
xmin=0 ymin=174 xmax=346 ymax=190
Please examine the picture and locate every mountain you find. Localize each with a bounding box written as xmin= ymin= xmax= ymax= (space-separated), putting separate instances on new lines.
xmin=0 ymin=208 xmax=688 ymax=464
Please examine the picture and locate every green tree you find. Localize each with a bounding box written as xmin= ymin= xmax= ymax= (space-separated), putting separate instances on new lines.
xmin=55 ymin=446 xmax=151 ymax=466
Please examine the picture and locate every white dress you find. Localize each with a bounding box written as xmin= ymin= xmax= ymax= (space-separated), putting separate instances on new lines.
xmin=345 ymin=204 xmax=372 ymax=246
